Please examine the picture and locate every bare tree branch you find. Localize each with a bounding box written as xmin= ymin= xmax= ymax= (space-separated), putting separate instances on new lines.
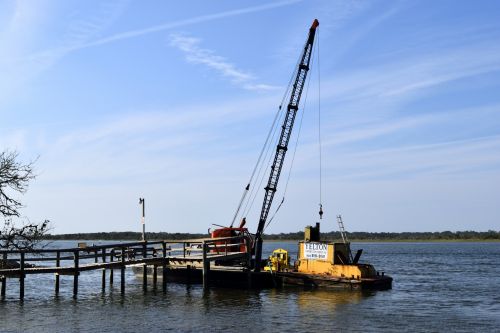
xmin=1 ymin=218 xmax=50 ymax=251
xmin=0 ymin=150 xmax=48 ymax=250
xmin=0 ymin=151 xmax=36 ymax=217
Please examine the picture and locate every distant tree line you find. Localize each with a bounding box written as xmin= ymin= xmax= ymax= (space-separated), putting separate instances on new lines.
xmin=44 ymin=231 xmax=207 ymax=241
xmin=43 ymin=230 xmax=500 ymax=241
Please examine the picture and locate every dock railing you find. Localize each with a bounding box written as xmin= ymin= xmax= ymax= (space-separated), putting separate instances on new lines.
xmin=0 ymin=235 xmax=252 ymax=300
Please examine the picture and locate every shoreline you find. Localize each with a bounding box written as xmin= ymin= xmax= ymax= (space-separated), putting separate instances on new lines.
xmin=43 ymin=238 xmax=500 ymax=243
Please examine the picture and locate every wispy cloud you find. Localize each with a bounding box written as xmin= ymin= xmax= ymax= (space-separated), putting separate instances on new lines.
xmin=80 ymin=0 xmax=302 ymax=50
xmin=319 ymin=42 xmax=500 ymax=109
xmin=169 ymin=34 xmax=279 ymax=91
xmin=289 ymin=101 xmax=500 ymax=183
xmin=333 ymin=134 xmax=500 ymax=181
xmin=169 ymin=34 xmax=253 ymax=83
xmin=0 ymin=0 xmax=128 ymax=107
xmin=0 ymin=0 xmax=298 ymax=107
xmin=23 ymin=94 xmax=279 ymax=184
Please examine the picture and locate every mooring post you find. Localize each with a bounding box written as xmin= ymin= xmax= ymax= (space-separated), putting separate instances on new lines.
xmin=153 ymin=265 xmax=157 ymax=289
xmin=55 ymin=251 xmax=60 ymax=295
xmin=202 ymin=241 xmax=209 ymax=289
xmin=152 ymin=246 xmax=158 ymax=289
xmin=1 ymin=276 xmax=5 ymax=299
xmin=187 ymin=264 xmax=191 ymax=285
xmin=152 ymin=247 xmax=157 ymax=290
xmin=101 ymin=248 xmax=106 ymax=292
xmin=120 ymin=247 xmax=125 ymax=294
xmin=73 ymin=250 xmax=79 ymax=298
xmin=162 ymin=242 xmax=167 ymax=292
xmin=109 ymin=249 xmax=114 ymax=285
xmin=245 ymin=237 xmax=252 ymax=288
xmin=19 ymin=252 xmax=25 ymax=300
xmin=2 ymin=252 xmax=7 ymax=299
xmin=163 ymin=259 xmax=168 ymax=292
xmin=142 ymin=243 xmax=147 ymax=291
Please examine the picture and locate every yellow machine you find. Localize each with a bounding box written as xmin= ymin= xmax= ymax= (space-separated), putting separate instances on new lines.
xmin=296 ymin=241 xmax=376 ymax=279
xmin=264 ymin=248 xmax=291 ymax=272
xmin=296 ymin=221 xmax=377 ymax=279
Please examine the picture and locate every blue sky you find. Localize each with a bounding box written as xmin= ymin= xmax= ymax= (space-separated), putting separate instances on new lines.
xmin=1 ymin=0 xmax=499 ymax=234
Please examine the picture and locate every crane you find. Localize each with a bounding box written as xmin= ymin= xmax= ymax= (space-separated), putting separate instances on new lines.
xmin=253 ymin=19 xmax=319 ymax=271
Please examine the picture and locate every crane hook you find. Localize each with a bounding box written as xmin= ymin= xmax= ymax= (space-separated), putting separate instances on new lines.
xmin=319 ymin=204 xmax=323 ymax=220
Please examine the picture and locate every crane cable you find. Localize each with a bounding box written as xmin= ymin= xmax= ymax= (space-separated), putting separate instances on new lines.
xmin=238 ymin=54 xmax=303 ymax=223
xmin=230 ymin=57 xmax=300 ymax=227
xmin=317 ymin=30 xmax=324 ymax=220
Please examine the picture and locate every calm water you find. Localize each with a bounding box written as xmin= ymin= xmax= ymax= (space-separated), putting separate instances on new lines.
xmin=1 ymin=241 xmax=499 ymax=332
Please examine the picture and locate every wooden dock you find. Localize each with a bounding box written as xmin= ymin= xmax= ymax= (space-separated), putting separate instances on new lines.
xmin=0 ymin=236 xmax=251 ymax=300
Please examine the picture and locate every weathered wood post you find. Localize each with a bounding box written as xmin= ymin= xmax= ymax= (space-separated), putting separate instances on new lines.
xmin=152 ymin=248 xmax=157 ymax=289
xmin=162 ymin=242 xmax=167 ymax=292
xmin=202 ymin=241 xmax=209 ymax=289
xmin=55 ymin=251 xmax=60 ymax=295
xmin=187 ymin=264 xmax=191 ymax=285
xmin=73 ymin=250 xmax=79 ymax=297
xmin=120 ymin=246 xmax=125 ymax=293
xmin=1 ymin=252 xmax=7 ymax=298
xmin=101 ymin=248 xmax=106 ymax=292
xmin=19 ymin=252 xmax=25 ymax=300
xmin=109 ymin=249 xmax=114 ymax=285
xmin=0 ymin=275 xmax=5 ymax=299
xmin=142 ymin=243 xmax=147 ymax=291
xmin=245 ymin=236 xmax=252 ymax=289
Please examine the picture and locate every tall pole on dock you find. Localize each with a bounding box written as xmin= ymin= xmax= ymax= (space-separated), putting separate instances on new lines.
xmin=139 ymin=198 xmax=146 ymax=241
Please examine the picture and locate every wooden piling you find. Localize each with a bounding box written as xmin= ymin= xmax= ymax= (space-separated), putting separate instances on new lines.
xmin=1 ymin=252 xmax=7 ymax=298
xmin=152 ymin=248 xmax=157 ymax=289
xmin=161 ymin=242 xmax=168 ymax=292
xmin=202 ymin=242 xmax=209 ymax=289
xmin=55 ymin=251 xmax=60 ymax=295
xmin=163 ymin=260 xmax=168 ymax=292
xmin=162 ymin=242 xmax=167 ymax=292
xmin=120 ymin=247 xmax=125 ymax=293
xmin=109 ymin=249 xmax=114 ymax=285
xmin=20 ymin=252 xmax=25 ymax=300
xmin=73 ymin=251 xmax=79 ymax=297
xmin=101 ymin=248 xmax=106 ymax=292
xmin=142 ymin=264 xmax=148 ymax=291
xmin=142 ymin=243 xmax=147 ymax=291
xmin=187 ymin=264 xmax=191 ymax=285
xmin=245 ymin=237 xmax=252 ymax=289
xmin=153 ymin=265 xmax=157 ymax=289
xmin=1 ymin=276 xmax=5 ymax=299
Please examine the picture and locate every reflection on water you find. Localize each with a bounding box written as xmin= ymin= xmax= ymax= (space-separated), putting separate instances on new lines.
xmin=295 ymin=288 xmax=367 ymax=310
xmin=1 ymin=241 xmax=499 ymax=332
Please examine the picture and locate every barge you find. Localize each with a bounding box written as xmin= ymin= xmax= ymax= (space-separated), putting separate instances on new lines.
xmin=271 ymin=223 xmax=392 ymax=290
xmin=133 ymin=19 xmax=392 ymax=291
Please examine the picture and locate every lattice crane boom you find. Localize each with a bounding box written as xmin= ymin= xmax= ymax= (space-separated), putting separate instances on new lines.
xmin=254 ymin=19 xmax=319 ymax=271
